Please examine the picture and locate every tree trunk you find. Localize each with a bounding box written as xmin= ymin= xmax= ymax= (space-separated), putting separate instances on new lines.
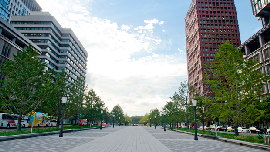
xmin=56 ymin=99 xmax=60 ymax=128
xmin=234 ymin=123 xmax=239 ymax=136
xmin=187 ymin=118 xmax=189 ymax=129
xmin=17 ymin=115 xmax=22 ymax=131
xmin=203 ymin=121 xmax=205 ymax=132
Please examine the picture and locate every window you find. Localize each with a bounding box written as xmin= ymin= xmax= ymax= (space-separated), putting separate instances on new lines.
xmin=1 ymin=42 xmax=11 ymax=58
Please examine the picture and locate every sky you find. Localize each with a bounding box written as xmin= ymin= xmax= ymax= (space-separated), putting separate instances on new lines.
xmin=36 ymin=0 xmax=262 ymax=116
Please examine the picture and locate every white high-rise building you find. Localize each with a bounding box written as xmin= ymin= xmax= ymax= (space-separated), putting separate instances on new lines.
xmin=11 ymin=12 xmax=88 ymax=81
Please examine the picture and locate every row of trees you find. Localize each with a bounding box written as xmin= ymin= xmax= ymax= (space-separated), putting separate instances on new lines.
xmin=0 ymin=45 xmax=108 ymax=131
xmin=154 ymin=42 xmax=270 ymax=136
xmin=139 ymin=108 xmax=162 ymax=126
xmin=0 ymin=45 xmax=135 ymax=131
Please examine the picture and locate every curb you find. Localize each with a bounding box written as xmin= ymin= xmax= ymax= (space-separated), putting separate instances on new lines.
xmin=170 ymin=129 xmax=270 ymax=151
xmin=0 ymin=127 xmax=100 ymax=142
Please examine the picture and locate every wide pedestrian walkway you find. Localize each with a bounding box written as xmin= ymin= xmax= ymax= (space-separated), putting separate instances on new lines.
xmin=0 ymin=126 xmax=266 ymax=152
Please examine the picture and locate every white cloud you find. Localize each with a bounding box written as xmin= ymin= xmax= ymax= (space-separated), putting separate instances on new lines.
xmin=178 ymin=48 xmax=184 ymax=53
xmin=162 ymin=30 xmax=165 ymax=32
xmin=159 ymin=21 xmax=164 ymax=25
xmin=152 ymin=53 xmax=159 ymax=58
xmin=36 ymin=0 xmax=187 ymax=116
xmin=121 ymin=24 xmax=131 ymax=31
xmin=134 ymin=19 xmax=164 ymax=33
xmin=144 ymin=19 xmax=159 ymax=24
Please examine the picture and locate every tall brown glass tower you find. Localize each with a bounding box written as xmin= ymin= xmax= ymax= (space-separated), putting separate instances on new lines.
xmin=185 ymin=0 xmax=241 ymax=97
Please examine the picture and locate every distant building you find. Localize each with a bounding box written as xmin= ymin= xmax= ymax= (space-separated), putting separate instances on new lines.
xmin=250 ymin=0 xmax=270 ymax=26
xmin=185 ymin=0 xmax=241 ymax=97
xmin=0 ymin=0 xmax=42 ymax=23
xmin=238 ymin=0 xmax=270 ymax=94
xmin=0 ymin=16 xmax=41 ymax=82
xmin=11 ymin=12 xmax=88 ymax=82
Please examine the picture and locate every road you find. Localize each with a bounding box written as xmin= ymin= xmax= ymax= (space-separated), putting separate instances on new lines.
xmin=0 ymin=126 xmax=266 ymax=152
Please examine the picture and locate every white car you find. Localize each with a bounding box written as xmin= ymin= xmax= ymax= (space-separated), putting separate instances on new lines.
xmin=249 ymin=127 xmax=257 ymax=133
xmin=238 ymin=127 xmax=249 ymax=133
xmin=48 ymin=120 xmax=57 ymax=127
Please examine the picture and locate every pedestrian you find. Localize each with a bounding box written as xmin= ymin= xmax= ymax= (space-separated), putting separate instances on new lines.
xmin=193 ymin=125 xmax=195 ymax=129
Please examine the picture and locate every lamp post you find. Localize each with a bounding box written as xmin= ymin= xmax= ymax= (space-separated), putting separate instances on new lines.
xmin=147 ymin=119 xmax=148 ymax=127
xmin=150 ymin=118 xmax=151 ymax=127
xmin=163 ymin=111 xmax=166 ymax=131
xmin=192 ymin=99 xmax=198 ymax=140
xmin=113 ymin=115 xmax=115 ymax=128
xmin=128 ymin=121 xmax=129 ymax=126
xmin=100 ymin=110 xmax=103 ymax=130
xmin=59 ymin=97 xmax=67 ymax=137
xmin=119 ymin=117 xmax=120 ymax=126
xmin=155 ymin=116 xmax=156 ymax=129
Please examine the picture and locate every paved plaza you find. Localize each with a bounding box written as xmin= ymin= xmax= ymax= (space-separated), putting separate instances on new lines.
xmin=0 ymin=126 xmax=266 ymax=152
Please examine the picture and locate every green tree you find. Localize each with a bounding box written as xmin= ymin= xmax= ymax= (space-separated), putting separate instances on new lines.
xmin=172 ymin=81 xmax=193 ymax=128
xmin=204 ymin=41 xmax=269 ymax=136
xmin=149 ymin=108 xmax=161 ymax=126
xmin=259 ymin=96 xmax=270 ymax=127
xmin=111 ymin=104 xmax=124 ymax=125
xmin=66 ymin=76 xmax=86 ymax=125
xmin=139 ymin=113 xmax=149 ymax=125
xmin=0 ymin=45 xmax=50 ymax=131
xmin=83 ymin=89 xmax=98 ymax=125
xmin=124 ymin=113 xmax=132 ymax=125
xmin=35 ymin=70 xmax=69 ymax=127
xmin=130 ymin=116 xmax=143 ymax=124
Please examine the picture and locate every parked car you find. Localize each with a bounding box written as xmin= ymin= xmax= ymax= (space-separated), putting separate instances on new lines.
xmin=227 ymin=127 xmax=234 ymax=132
xmin=48 ymin=120 xmax=57 ymax=127
xmin=217 ymin=126 xmax=227 ymax=131
xmin=214 ymin=126 xmax=223 ymax=131
xmin=256 ymin=128 xmax=265 ymax=134
xmin=249 ymin=127 xmax=257 ymax=133
xmin=238 ymin=127 xmax=249 ymax=133
xmin=204 ymin=126 xmax=211 ymax=130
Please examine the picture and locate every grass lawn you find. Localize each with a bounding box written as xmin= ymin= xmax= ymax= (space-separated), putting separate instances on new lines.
xmin=0 ymin=125 xmax=99 ymax=136
xmin=174 ymin=128 xmax=266 ymax=144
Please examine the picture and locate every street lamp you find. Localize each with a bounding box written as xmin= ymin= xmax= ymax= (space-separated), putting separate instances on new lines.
xmin=113 ymin=115 xmax=115 ymax=128
xmin=119 ymin=117 xmax=120 ymax=126
xmin=59 ymin=96 xmax=67 ymax=137
xmin=128 ymin=121 xmax=129 ymax=126
xmin=147 ymin=119 xmax=148 ymax=127
xmin=150 ymin=118 xmax=151 ymax=127
xmin=192 ymin=99 xmax=198 ymax=140
xmin=163 ymin=111 xmax=166 ymax=131
xmin=155 ymin=116 xmax=157 ymax=129
xmin=100 ymin=110 xmax=103 ymax=130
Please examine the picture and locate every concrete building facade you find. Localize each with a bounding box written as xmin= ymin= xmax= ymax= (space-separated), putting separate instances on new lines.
xmin=185 ymin=0 xmax=241 ymax=97
xmin=0 ymin=16 xmax=40 ymax=82
xmin=0 ymin=0 xmax=41 ymax=23
xmin=10 ymin=12 xmax=88 ymax=82
xmin=238 ymin=0 xmax=270 ymax=94
xmin=250 ymin=0 xmax=270 ymax=26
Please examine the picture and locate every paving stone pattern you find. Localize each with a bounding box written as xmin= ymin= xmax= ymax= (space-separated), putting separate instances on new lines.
xmin=145 ymin=127 xmax=265 ymax=152
xmin=0 ymin=126 xmax=267 ymax=152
